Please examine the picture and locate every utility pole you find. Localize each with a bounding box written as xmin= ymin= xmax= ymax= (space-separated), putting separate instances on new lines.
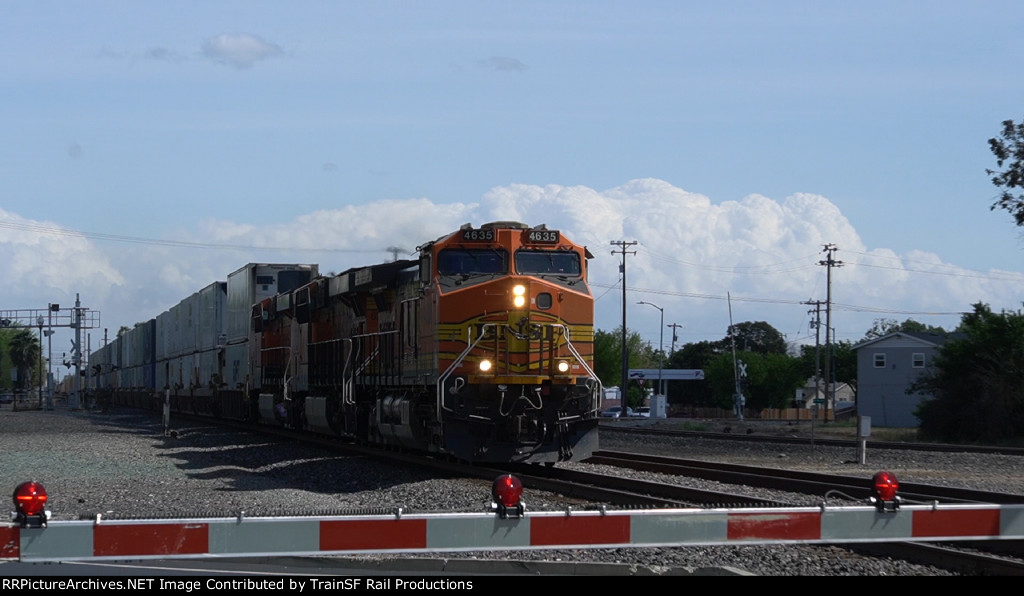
xmin=819 ymin=244 xmax=842 ymax=423
xmin=611 ymin=240 xmax=637 ymax=406
xmin=667 ymin=323 xmax=682 ymax=356
xmin=803 ymin=300 xmax=824 ymax=419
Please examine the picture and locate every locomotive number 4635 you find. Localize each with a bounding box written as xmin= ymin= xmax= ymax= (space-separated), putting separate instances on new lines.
xmin=525 ymin=230 xmax=560 ymax=244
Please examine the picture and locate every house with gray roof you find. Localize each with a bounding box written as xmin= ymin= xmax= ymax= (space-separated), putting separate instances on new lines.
xmin=853 ymin=331 xmax=957 ymax=428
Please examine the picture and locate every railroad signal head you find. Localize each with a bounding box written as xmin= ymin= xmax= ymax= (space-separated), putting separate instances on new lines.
xmin=491 ymin=474 xmax=525 ymax=519
xmin=871 ymin=471 xmax=900 ymax=512
xmin=12 ymin=481 xmax=50 ymax=528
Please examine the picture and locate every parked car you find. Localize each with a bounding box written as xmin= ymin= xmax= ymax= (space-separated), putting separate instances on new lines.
xmin=600 ymin=406 xmax=633 ymax=418
xmin=635 ymin=406 xmax=650 ymax=418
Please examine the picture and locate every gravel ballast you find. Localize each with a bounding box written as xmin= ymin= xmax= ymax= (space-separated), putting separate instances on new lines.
xmin=3 ymin=406 xmax=1019 ymax=576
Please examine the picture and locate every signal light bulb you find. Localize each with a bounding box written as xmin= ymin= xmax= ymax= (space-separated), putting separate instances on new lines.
xmin=492 ymin=474 xmax=523 ymax=508
xmin=873 ymin=471 xmax=899 ymax=501
xmin=13 ymin=481 xmax=48 ymax=516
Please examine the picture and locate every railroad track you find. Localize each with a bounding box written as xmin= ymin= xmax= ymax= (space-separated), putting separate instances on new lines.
xmin=601 ymin=423 xmax=1024 ymax=456
xmin=163 ymin=411 xmax=1024 ymax=574
xmin=578 ymin=448 xmax=1024 ymax=575
xmin=585 ymin=450 xmax=1024 ymax=504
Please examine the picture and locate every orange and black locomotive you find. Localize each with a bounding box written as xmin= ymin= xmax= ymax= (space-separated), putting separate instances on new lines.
xmin=251 ymin=221 xmax=601 ymax=464
xmin=95 ymin=221 xmax=601 ymax=465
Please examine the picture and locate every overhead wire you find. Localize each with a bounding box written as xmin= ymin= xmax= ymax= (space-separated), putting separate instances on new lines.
xmin=0 ymin=219 xmax=383 ymax=254
xmin=597 ymin=243 xmax=1015 ymax=322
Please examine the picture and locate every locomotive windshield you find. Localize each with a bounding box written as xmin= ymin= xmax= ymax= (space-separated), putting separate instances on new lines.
xmin=438 ymin=248 xmax=508 ymax=275
xmin=515 ymin=250 xmax=581 ymax=276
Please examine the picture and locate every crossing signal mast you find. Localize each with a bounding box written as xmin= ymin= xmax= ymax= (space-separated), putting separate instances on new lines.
xmin=0 ymin=294 xmax=100 ymax=410
xmin=727 ymin=292 xmax=745 ymax=421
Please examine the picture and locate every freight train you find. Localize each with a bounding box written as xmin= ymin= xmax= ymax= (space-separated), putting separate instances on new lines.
xmin=90 ymin=221 xmax=602 ymax=464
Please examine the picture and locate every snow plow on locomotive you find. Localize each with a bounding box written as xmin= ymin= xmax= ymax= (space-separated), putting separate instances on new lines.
xmin=93 ymin=222 xmax=601 ymax=465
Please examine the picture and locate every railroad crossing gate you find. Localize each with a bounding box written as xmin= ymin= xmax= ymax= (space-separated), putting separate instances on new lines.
xmin=5 ymin=475 xmax=1024 ymax=562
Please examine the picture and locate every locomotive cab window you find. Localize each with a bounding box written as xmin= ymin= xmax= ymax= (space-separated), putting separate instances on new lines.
xmin=438 ymin=249 xmax=507 ymax=276
xmin=515 ymin=250 xmax=581 ymax=276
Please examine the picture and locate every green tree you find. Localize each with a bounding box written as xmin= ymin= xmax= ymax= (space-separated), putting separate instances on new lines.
xmin=6 ymin=327 xmax=40 ymax=391
xmin=987 ymin=118 xmax=1024 ymax=226
xmin=593 ymin=326 xmax=653 ymax=408
xmin=593 ymin=328 xmax=621 ymax=386
xmin=724 ymin=321 xmax=788 ymax=355
xmin=669 ymin=340 xmax=721 ymax=370
xmin=863 ymin=318 xmax=948 ymax=340
xmin=913 ymin=303 xmax=1024 ymax=443
xmin=703 ymin=350 xmax=805 ymax=411
xmin=664 ymin=340 xmax=721 ymax=407
xmin=796 ymin=340 xmax=857 ymax=389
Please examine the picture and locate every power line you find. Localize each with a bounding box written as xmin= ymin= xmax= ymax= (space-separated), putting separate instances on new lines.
xmin=849 ymin=260 xmax=1024 ymax=282
xmin=0 ymin=220 xmax=384 ymax=254
xmin=592 ymin=283 xmax=968 ymax=317
xmin=640 ymin=243 xmax=1024 ymax=283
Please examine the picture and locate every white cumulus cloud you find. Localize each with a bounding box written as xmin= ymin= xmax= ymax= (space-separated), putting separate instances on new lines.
xmin=2 ymin=180 xmax=1021 ymax=352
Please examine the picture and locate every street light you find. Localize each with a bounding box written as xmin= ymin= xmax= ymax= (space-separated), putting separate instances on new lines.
xmin=637 ymin=301 xmax=664 ymax=397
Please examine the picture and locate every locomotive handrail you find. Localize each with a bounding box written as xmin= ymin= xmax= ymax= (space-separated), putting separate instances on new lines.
xmin=342 ymin=338 xmax=354 ymax=406
xmin=436 ymin=322 xmax=602 ymax=418
xmin=256 ymin=345 xmax=291 ymax=395
xmin=547 ymin=324 xmax=603 ymax=414
xmin=283 ymin=346 xmax=293 ymax=402
xmin=350 ymin=329 xmax=399 ymax=389
xmin=436 ymin=324 xmax=486 ymax=418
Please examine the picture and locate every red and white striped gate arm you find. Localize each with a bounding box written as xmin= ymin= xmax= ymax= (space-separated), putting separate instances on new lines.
xmin=3 ymin=503 xmax=1024 ymax=563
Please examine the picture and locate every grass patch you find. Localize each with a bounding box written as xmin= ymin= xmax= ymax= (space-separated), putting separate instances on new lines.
xmin=678 ymin=420 xmax=711 ymax=432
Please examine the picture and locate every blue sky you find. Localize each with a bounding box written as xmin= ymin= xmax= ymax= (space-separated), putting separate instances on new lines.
xmin=4 ymin=1 xmax=1024 ymax=360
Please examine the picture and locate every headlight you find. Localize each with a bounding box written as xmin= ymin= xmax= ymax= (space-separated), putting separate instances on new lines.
xmin=557 ymin=360 xmax=570 ymax=373
xmin=479 ymin=359 xmax=493 ymax=372
xmin=512 ymin=285 xmax=526 ymax=308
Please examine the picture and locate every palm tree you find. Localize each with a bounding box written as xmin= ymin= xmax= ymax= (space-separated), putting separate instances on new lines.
xmin=7 ymin=328 xmax=40 ymax=391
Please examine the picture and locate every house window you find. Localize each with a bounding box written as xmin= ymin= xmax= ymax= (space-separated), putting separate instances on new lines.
xmin=912 ymin=353 xmax=925 ymax=368
xmin=873 ymin=353 xmax=886 ymax=368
